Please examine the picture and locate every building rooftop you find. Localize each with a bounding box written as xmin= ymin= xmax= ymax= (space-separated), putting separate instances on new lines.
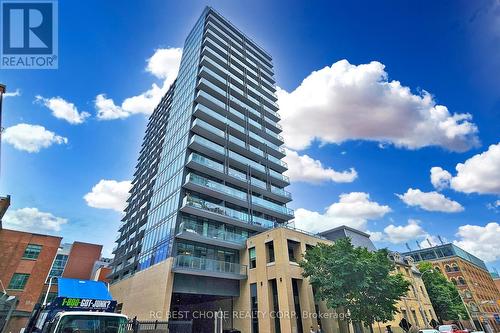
xmin=402 ymin=243 xmax=488 ymax=271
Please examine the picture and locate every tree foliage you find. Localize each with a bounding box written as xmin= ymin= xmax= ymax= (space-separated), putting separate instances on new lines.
xmin=417 ymin=262 xmax=469 ymax=322
xmin=300 ymin=238 xmax=410 ymax=326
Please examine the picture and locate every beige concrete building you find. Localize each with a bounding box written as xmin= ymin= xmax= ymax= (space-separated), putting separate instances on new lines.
xmin=111 ymin=226 xmax=437 ymax=333
xmin=382 ymin=253 xmax=437 ymax=333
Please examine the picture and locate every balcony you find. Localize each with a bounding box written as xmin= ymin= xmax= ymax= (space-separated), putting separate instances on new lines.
xmin=180 ymin=196 xmax=278 ymax=231
xmin=172 ymin=255 xmax=247 ymax=280
xmin=184 ymin=173 xmax=248 ymax=206
xmin=252 ymin=195 xmax=294 ymax=220
xmin=176 ymin=219 xmax=247 ymax=250
xmin=186 ymin=153 xmax=291 ymax=204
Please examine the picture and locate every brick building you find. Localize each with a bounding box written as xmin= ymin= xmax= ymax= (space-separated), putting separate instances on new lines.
xmin=404 ymin=244 xmax=500 ymax=333
xmin=0 ymin=228 xmax=104 ymax=333
xmin=0 ymin=229 xmax=62 ymax=333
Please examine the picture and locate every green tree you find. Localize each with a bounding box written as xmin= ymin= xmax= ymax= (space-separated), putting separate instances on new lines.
xmin=417 ymin=262 xmax=469 ymax=323
xmin=300 ymin=238 xmax=410 ymax=332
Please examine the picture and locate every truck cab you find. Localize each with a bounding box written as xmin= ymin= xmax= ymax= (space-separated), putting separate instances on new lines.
xmin=39 ymin=312 xmax=128 ymax=333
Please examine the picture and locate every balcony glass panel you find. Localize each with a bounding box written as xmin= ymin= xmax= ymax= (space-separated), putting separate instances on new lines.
xmin=249 ymin=145 xmax=264 ymax=157
xmin=248 ymin=117 xmax=262 ymax=130
xmin=179 ymin=218 xmax=248 ymax=245
xmin=186 ymin=173 xmax=247 ymax=201
xmin=270 ymin=185 xmax=292 ymax=199
xmin=269 ymin=169 xmax=290 ymax=183
xmin=199 ymin=77 xmax=226 ymax=98
xmin=228 ymin=150 xmax=265 ymax=172
xmin=251 ymin=215 xmax=276 ymax=228
xmin=251 ymin=177 xmax=266 ymax=189
xmin=197 ymin=91 xmax=226 ymax=110
xmin=202 ymin=46 xmax=227 ymax=65
xmin=267 ymin=154 xmax=287 ymax=167
xmin=229 ymin=135 xmax=245 ymax=148
xmin=188 ymin=153 xmax=224 ymax=173
xmin=192 ymin=118 xmax=224 ymax=138
xmin=190 ymin=135 xmax=225 ymax=155
xmin=184 ymin=196 xmax=250 ymax=223
xmin=252 ymin=196 xmax=293 ymax=215
xmin=228 ymin=167 xmax=248 ymax=182
xmin=201 ymin=66 xmax=227 ymax=86
xmin=174 ymin=255 xmax=246 ymax=276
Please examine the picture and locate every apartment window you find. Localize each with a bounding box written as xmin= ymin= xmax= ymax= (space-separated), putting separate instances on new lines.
xmin=292 ymin=279 xmax=303 ymax=333
xmin=270 ymin=279 xmax=281 ymax=333
xmin=287 ymin=240 xmax=299 ymax=262
xmin=266 ymin=241 xmax=275 ymax=263
xmin=411 ymin=310 xmax=420 ymax=326
xmin=8 ymin=273 xmax=30 ymax=290
xmin=22 ymin=244 xmax=42 ymax=260
xmin=250 ymin=283 xmax=259 ymax=333
xmin=249 ymin=247 xmax=256 ymax=269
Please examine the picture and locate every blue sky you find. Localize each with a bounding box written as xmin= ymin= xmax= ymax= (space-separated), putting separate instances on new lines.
xmin=1 ymin=0 xmax=499 ymax=270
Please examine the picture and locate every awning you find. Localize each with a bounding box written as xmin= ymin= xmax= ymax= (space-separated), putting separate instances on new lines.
xmin=57 ymin=278 xmax=112 ymax=300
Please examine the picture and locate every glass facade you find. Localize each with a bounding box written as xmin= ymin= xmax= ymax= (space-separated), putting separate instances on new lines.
xmin=403 ymin=243 xmax=488 ymax=271
xmin=111 ymin=7 xmax=292 ymax=282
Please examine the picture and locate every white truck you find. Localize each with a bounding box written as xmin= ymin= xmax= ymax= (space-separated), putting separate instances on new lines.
xmin=24 ymin=278 xmax=127 ymax=333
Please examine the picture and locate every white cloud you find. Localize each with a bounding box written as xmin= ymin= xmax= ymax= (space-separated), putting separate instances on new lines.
xmin=3 ymin=207 xmax=68 ymax=233
xmin=453 ymin=222 xmax=500 ymax=262
xmin=84 ymin=179 xmax=132 ymax=212
xmin=438 ymin=142 xmax=500 ymax=195
xmin=284 ymin=149 xmax=357 ymax=184
xmin=419 ymin=235 xmax=447 ymax=249
xmin=146 ymin=48 xmax=183 ymax=80
xmin=35 ymin=95 xmax=90 ymax=124
xmin=383 ymin=219 xmax=428 ymax=244
xmin=294 ymin=192 xmax=391 ymax=233
xmin=430 ymin=166 xmax=452 ymax=190
xmin=4 ymin=89 xmax=21 ymax=98
xmin=278 ymin=59 xmax=479 ymax=152
xmin=96 ymin=47 xmax=182 ymax=120
xmin=3 ymin=123 xmax=68 ymax=153
xmin=396 ymin=188 xmax=464 ymax=213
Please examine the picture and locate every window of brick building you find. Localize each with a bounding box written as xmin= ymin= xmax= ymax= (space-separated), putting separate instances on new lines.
xmin=22 ymin=244 xmax=42 ymax=260
xmin=8 ymin=273 xmax=30 ymax=290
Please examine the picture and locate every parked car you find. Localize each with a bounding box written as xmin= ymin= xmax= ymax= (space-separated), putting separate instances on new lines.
xmin=418 ymin=329 xmax=440 ymax=333
xmin=438 ymin=324 xmax=468 ymax=333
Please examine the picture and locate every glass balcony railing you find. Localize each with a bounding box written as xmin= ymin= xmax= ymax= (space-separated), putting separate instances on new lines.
xmin=190 ymin=135 xmax=225 ymax=155
xmin=179 ymin=219 xmax=248 ymax=245
xmin=228 ymin=150 xmax=265 ymax=173
xmin=251 ymin=177 xmax=266 ymax=189
xmin=265 ymin=128 xmax=284 ymax=142
xmin=186 ymin=173 xmax=247 ymax=201
xmin=183 ymin=196 xmax=278 ymax=229
xmin=251 ymin=215 xmax=277 ymax=228
xmin=173 ymin=254 xmax=247 ymax=276
xmin=197 ymin=90 xmax=226 ymax=111
xmin=192 ymin=118 xmax=224 ymax=138
xmin=269 ymin=169 xmax=290 ymax=183
xmin=184 ymin=196 xmax=250 ymax=223
xmin=252 ymin=195 xmax=294 ymax=216
xmin=267 ymin=154 xmax=287 ymax=168
xmin=271 ymin=185 xmax=292 ymax=199
xmin=188 ymin=153 xmax=224 ymax=173
xmin=229 ymin=166 xmax=247 ymax=182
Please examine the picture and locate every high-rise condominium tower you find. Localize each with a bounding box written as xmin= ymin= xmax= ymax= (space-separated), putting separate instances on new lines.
xmin=110 ymin=8 xmax=293 ymax=321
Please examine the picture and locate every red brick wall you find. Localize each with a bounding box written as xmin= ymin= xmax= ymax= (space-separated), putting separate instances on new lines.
xmin=62 ymin=242 xmax=102 ymax=280
xmin=0 ymin=229 xmax=61 ymax=313
xmin=95 ymin=267 xmax=112 ymax=283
